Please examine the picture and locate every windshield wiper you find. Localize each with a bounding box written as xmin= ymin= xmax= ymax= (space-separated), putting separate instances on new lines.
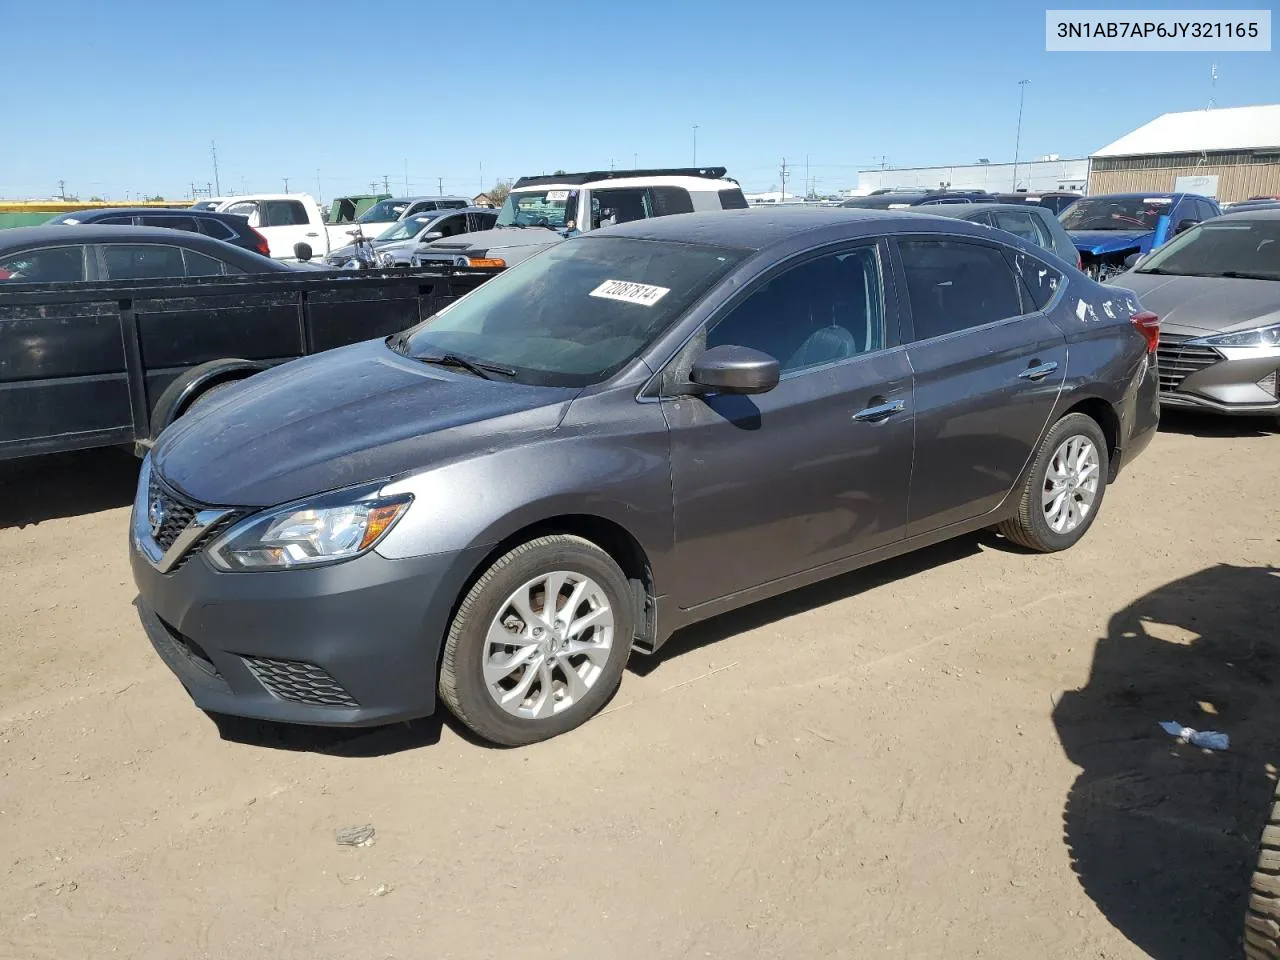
xmin=416 ymin=353 xmax=516 ymax=380
xmin=1220 ymin=270 xmax=1278 ymax=281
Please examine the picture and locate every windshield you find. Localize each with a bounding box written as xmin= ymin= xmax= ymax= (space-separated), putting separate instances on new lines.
xmin=1138 ymin=218 xmax=1280 ymax=280
xmin=377 ymin=215 xmax=434 ymax=241
xmin=358 ymin=199 xmax=411 ymax=223
xmin=396 ymin=236 xmax=744 ymax=387
xmin=1060 ymin=196 xmax=1172 ymax=231
xmin=496 ymin=190 xmax=577 ymax=229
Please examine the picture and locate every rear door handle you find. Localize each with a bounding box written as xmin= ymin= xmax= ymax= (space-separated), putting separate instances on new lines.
xmin=852 ymin=399 xmax=906 ymax=423
xmin=305 ymin=231 xmax=320 ymax=237
xmin=1018 ymin=361 xmax=1059 ymax=381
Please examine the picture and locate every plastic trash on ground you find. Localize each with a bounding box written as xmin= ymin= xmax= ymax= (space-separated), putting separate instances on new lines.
xmin=1159 ymin=720 xmax=1230 ymax=751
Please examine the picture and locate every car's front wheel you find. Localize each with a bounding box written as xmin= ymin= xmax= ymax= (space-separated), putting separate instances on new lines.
xmin=997 ymin=412 xmax=1109 ymax=552
xmin=438 ymin=535 xmax=634 ymax=746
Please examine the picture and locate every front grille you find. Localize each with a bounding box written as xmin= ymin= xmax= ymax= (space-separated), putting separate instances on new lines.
xmin=241 ymin=656 xmax=359 ymax=708
xmin=146 ymin=475 xmax=246 ymax=569
xmin=147 ymin=476 xmax=196 ymax=551
xmin=1156 ymin=335 xmax=1222 ymax=392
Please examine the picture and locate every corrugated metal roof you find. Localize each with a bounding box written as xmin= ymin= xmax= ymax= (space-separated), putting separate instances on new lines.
xmin=1091 ymin=104 xmax=1280 ymax=158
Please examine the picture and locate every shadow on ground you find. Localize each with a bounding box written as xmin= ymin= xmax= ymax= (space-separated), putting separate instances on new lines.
xmin=1158 ymin=409 xmax=1278 ymax=438
xmin=632 ymin=532 xmax=988 ymax=676
xmin=1054 ymin=563 xmax=1280 ymax=959
xmin=0 ymin=447 xmax=140 ymax=529
xmin=208 ymin=710 xmax=477 ymax=756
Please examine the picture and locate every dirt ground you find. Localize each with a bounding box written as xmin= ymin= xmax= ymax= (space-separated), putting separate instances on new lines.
xmin=1 ymin=413 xmax=1278 ymax=960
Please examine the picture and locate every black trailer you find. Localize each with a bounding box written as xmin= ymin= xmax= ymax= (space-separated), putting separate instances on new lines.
xmin=0 ymin=270 xmax=485 ymax=461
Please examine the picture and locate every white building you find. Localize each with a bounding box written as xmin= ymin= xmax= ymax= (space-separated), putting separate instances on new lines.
xmin=855 ymin=156 xmax=1089 ymax=195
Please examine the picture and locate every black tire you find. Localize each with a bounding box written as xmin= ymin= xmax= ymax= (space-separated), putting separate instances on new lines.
xmin=1247 ymin=784 xmax=1280 ymax=959
xmin=183 ymin=380 xmax=240 ymax=415
xmin=996 ymin=412 xmax=1109 ymax=553
xmin=438 ymin=535 xmax=634 ymax=747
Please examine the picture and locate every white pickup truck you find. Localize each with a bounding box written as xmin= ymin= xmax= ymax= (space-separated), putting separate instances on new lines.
xmin=211 ymin=193 xmax=471 ymax=260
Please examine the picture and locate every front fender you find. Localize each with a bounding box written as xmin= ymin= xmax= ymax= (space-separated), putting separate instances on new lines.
xmin=147 ymin=359 xmax=269 ymax=444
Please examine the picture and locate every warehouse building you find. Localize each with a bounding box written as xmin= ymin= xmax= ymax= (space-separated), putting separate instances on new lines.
xmin=856 ymin=156 xmax=1088 ymax=195
xmin=1088 ymin=103 xmax=1280 ymax=201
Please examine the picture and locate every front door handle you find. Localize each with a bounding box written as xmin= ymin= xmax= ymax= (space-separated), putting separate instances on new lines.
xmin=1018 ymin=361 xmax=1059 ymax=381
xmin=852 ymin=399 xmax=906 ymax=423
xmin=305 ymin=231 xmax=320 ymax=237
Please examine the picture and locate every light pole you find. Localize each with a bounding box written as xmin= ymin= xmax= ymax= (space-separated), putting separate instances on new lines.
xmin=692 ymin=125 xmax=699 ymax=166
xmin=1012 ymin=79 xmax=1030 ymax=191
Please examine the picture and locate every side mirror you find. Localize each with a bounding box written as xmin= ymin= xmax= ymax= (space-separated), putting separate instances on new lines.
xmin=292 ymin=242 xmax=313 ymax=262
xmin=421 ymin=231 xmax=443 ymax=242
xmin=690 ymin=345 xmax=780 ymax=395
xmin=1123 ymin=252 xmax=1144 ymax=270
xmin=1175 ymin=218 xmax=1199 ymax=234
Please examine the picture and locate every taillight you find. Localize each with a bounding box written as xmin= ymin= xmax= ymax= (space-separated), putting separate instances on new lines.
xmin=250 ymin=227 xmax=270 ymax=257
xmin=1130 ymin=310 xmax=1160 ymax=353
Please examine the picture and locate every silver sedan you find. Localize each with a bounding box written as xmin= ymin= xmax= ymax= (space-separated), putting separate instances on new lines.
xmin=1110 ymin=209 xmax=1280 ymax=419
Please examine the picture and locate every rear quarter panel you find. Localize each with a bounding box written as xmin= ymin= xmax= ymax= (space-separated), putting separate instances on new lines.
xmin=1048 ymin=278 xmax=1159 ymax=471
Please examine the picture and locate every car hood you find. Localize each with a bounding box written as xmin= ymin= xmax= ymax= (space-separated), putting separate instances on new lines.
xmin=1068 ymin=229 xmax=1151 ymax=255
xmin=422 ymin=226 xmax=563 ymax=255
xmin=153 ymin=339 xmax=576 ymax=507
xmin=1106 ymin=272 xmax=1280 ymax=335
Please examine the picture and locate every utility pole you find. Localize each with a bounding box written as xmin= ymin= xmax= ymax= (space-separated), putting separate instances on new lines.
xmin=370 ymin=181 xmax=378 ymax=193
xmin=692 ymin=125 xmax=699 ymax=166
xmin=207 ymin=181 xmax=213 ymax=199
xmin=57 ymin=179 xmax=66 ymax=201
xmin=210 ymin=140 xmax=221 ymax=195
xmin=805 ymin=155 xmax=810 ymax=199
xmin=1012 ymin=79 xmax=1030 ymax=191
xmin=382 ymin=174 xmax=391 ymax=194
xmin=779 ymin=157 xmax=790 ymax=200
xmin=406 ymin=159 xmax=411 ymax=194
xmin=633 ymin=153 xmax=638 ymax=169
xmin=437 ymin=177 xmax=443 ymax=196
xmin=1209 ymin=62 xmax=1218 ymax=109
xmin=316 ymin=169 xmax=323 ymax=206
xmin=282 ymin=177 xmax=290 ymax=192
xmin=610 ymin=158 xmax=614 ymax=171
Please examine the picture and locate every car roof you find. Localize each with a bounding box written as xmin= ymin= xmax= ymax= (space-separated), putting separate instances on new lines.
xmin=56 ymin=207 xmax=238 ymax=219
xmin=389 ymin=196 xmax=471 ymax=203
xmin=908 ymin=202 xmax=1055 ymax=219
xmin=1219 ymin=207 xmax=1280 ymax=220
xmin=0 ymin=223 xmax=278 ymax=257
xmin=597 ymin=207 xmax=993 ymax=250
xmin=1081 ymin=191 xmax=1204 ymax=200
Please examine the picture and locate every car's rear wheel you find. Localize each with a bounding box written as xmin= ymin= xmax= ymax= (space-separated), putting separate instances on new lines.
xmin=438 ymin=535 xmax=633 ymax=746
xmin=1247 ymin=783 xmax=1280 ymax=958
xmin=996 ymin=412 xmax=1109 ymax=552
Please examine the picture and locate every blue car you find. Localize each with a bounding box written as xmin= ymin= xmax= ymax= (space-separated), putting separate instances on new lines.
xmin=1060 ymin=192 xmax=1220 ymax=280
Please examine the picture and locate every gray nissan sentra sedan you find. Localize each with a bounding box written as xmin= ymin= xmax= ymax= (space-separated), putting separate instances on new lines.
xmin=130 ymin=208 xmax=1160 ymax=746
xmin=1109 ymin=209 xmax=1280 ymax=419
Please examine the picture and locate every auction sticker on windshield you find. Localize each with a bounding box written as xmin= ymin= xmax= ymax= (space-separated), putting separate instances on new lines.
xmin=589 ymin=279 xmax=671 ymax=307
xmin=546 ymin=190 xmax=570 ymax=202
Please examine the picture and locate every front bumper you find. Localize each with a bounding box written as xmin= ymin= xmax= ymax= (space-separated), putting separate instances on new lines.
xmin=130 ymin=541 xmax=487 ymax=727
xmin=1157 ymin=338 xmax=1280 ymax=416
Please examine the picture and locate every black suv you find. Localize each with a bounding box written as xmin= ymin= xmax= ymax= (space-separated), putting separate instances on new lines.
xmin=46 ymin=208 xmax=271 ymax=257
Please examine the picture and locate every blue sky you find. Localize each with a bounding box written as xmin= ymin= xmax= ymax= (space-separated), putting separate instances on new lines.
xmin=2 ymin=0 xmax=1276 ymax=200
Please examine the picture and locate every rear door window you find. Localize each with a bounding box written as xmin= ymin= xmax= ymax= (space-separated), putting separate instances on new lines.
xmin=991 ymin=209 xmax=1048 ymax=248
xmin=183 ymin=249 xmax=226 ymax=276
xmin=718 ymin=187 xmax=749 ymax=210
xmin=96 ymin=215 xmax=135 ymax=225
xmin=591 ymin=188 xmax=652 ymax=227
xmin=197 ymin=218 xmax=235 ymax=241
xmin=897 ymin=239 xmax=1025 ymax=341
xmin=223 ymin=201 xmax=261 ymax=226
xmin=1011 ymin=249 xmax=1064 ymax=311
xmin=0 ymin=245 xmax=88 ymax=282
xmin=262 ymin=200 xmax=310 ymax=226
xmin=102 ymin=244 xmax=187 ymax=280
xmin=140 ymin=214 xmax=200 ymax=233
xmin=649 ymin=187 xmax=695 ymax=216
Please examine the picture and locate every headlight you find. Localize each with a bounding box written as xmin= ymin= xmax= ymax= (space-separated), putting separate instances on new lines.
xmin=208 ymin=487 xmax=412 ymax=571
xmin=1190 ymin=322 xmax=1280 ymax=348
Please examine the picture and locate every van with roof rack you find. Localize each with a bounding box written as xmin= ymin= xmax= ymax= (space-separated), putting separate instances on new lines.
xmin=413 ymin=167 xmax=747 ymax=273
